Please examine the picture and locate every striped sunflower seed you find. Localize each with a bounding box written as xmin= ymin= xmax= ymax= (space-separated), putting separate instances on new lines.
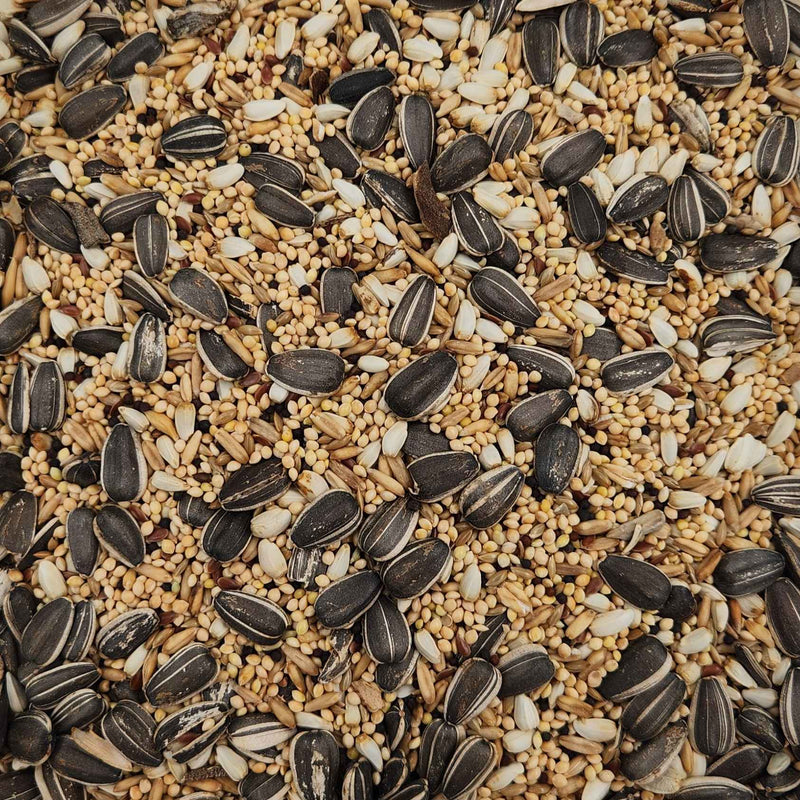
xmin=316 ymin=133 xmax=361 ymax=179
xmin=700 ymin=233 xmax=780 ymax=273
xmin=94 ymin=504 xmax=145 ymax=568
xmin=430 ymin=134 xmax=492 ymax=194
xmin=598 ymin=29 xmax=657 ymax=67
xmin=168 ymin=266 xmax=228 ymax=324
xmin=601 ymin=347 xmax=674 ymax=395
xmin=35 ymin=760 xmax=92 ymax=800
xmin=161 ymin=114 xmax=227 ymax=159
xmin=133 ymin=213 xmax=168 ymax=277
xmin=488 ymin=109 xmax=533 ymax=163
xmin=384 ymin=351 xmax=457 ymax=420
xmin=753 ymin=115 xmax=800 ymax=186
xmin=197 ymin=329 xmax=249 ymax=381
xmin=468 ymin=267 xmax=540 ymax=328
xmin=698 ymin=314 xmax=775 ymax=357
xmin=123 ymin=271 xmax=171 ymax=321
xmin=100 ymin=191 xmax=162 ymax=235
xmin=58 ymin=85 xmax=127 ymax=141
xmin=328 ymin=66 xmax=395 ymax=108
xmin=290 ymin=488 xmax=362 ymax=549
xmin=362 ymin=595 xmax=412 ymax=664
xmin=57 ymin=33 xmax=109 ymax=89
xmin=26 ymin=0 xmax=92 ymax=36
xmin=106 ymin=31 xmax=163 ymax=81
xmin=598 ymin=554 xmax=671 ymax=610
xmin=674 ymin=51 xmax=744 ymax=87
xmin=144 ymin=644 xmax=219 ymax=707
xmin=443 ymin=657 xmax=501 ymax=725
xmin=25 ymin=662 xmax=101 ymax=710
xmin=0 ymin=489 xmax=36 ymax=555
xmin=239 ymin=772 xmax=289 ymax=800
xmin=20 ymin=597 xmax=73 ymax=667
xmin=100 ymin=423 xmax=147 ymax=503
xmin=342 ymin=759 xmax=372 ymax=800
xmin=621 ymin=672 xmax=686 ymax=741
xmin=459 ymin=465 xmax=524 ymax=529
xmin=713 ymin=549 xmax=784 ymax=596
xmin=452 ymin=192 xmax=504 ymax=257
xmin=153 ymin=700 xmax=227 ymax=751
xmin=255 ymin=184 xmax=316 ymax=228
xmin=375 ymin=647 xmax=418 ymax=692
xmin=674 ymin=777 xmax=753 ymax=800
xmin=408 ymin=451 xmax=480 ymax=502
xmin=439 ymin=736 xmax=496 ymax=800
xmin=686 ymin=166 xmax=731 ymax=224
xmin=71 ymin=326 xmax=124 ymax=356
xmin=0 ymin=296 xmax=43 ymax=356
xmin=377 ymin=756 xmax=408 ymax=798
xmin=96 ymin=607 xmax=160 ymax=659
xmin=743 ymin=0 xmax=789 ymax=66
xmin=213 ymin=590 xmax=288 ymax=647
xmin=599 ymin=635 xmax=673 ymax=702
xmin=128 ymin=313 xmax=166 ymax=384
xmin=688 ymin=676 xmax=735 ymax=756
xmin=418 ymin=720 xmax=463 ymax=794
xmin=567 ymin=182 xmax=607 ymax=245
xmin=242 ymin=153 xmax=305 ymax=193
xmin=346 ymin=85 xmax=395 ymax=151
xmin=736 ymin=705 xmax=784 ymax=752
xmin=100 ymin=700 xmax=160 ymax=767
xmin=496 ymin=643 xmax=555 ymax=697
xmin=358 ymin=497 xmax=418 ymax=562
xmin=61 ymin=599 xmax=96 ymax=662
xmin=619 ymin=722 xmax=686 ymax=791
xmin=560 ymin=1 xmax=604 ymax=66
xmin=752 ymin=475 xmax=800 ymax=514
xmin=201 ymin=509 xmax=253 ymax=562
xmin=507 ymin=345 xmax=576 ymax=389
xmin=24 ymin=198 xmax=80 ymax=254
xmin=706 ymin=744 xmax=768 ymax=782
xmin=287 ymin=546 xmax=324 ymax=588
xmin=522 ymin=17 xmax=559 ymax=86
xmin=320 ymin=267 xmax=356 ymax=319
xmin=314 ymin=570 xmax=382 ymax=629
xmin=667 ymin=174 xmax=706 ymax=243
xmin=534 ymin=424 xmax=580 ymax=495
xmin=8 ymin=363 xmax=29 ymax=436
xmin=486 ymin=230 xmax=522 ymax=272
xmin=766 ymin=577 xmax=800 ymax=656
xmin=540 ymin=129 xmax=606 ymax=187
xmin=28 ymin=361 xmax=65 ymax=433
xmin=289 ymin=730 xmax=340 ymax=800
xmin=398 ymin=94 xmax=435 ymax=169
xmin=780 ymin=666 xmax=800 ymax=746
xmin=380 ymin=537 xmax=451 ymax=599
xmin=49 ymin=735 xmax=123 ymax=786
xmin=228 ymin=713 xmax=295 ymax=762
xmin=3 ymin=771 xmax=39 ymax=800
xmin=219 ymin=458 xmax=290 ymax=511
xmin=607 ymin=174 xmax=669 ymax=223
xmin=506 ymin=389 xmax=573 ymax=442
xmin=4 ymin=585 xmax=37 ymax=640
xmin=362 ymin=169 xmax=419 ymax=223
xmin=388 ymin=275 xmax=436 ymax=347
xmin=8 ymin=710 xmax=51 ymax=766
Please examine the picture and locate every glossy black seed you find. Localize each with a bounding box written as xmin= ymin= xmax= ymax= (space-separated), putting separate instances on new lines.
xmin=101 ymin=700 xmax=160 ymax=766
xmin=24 ymin=198 xmax=80 ymax=253
xmin=316 ymin=133 xmax=361 ymax=178
xmin=49 ymin=736 xmax=123 ymax=786
xmin=362 ymin=595 xmax=412 ymax=664
xmin=144 ymin=644 xmax=219 ymax=707
xmin=381 ymin=538 xmax=451 ymax=599
xmin=314 ymin=571 xmax=382 ymax=629
xmin=743 ymin=0 xmax=789 ymax=66
xmin=468 ymin=267 xmax=540 ymax=328
xmin=560 ymin=1 xmax=604 ymax=66
xmin=388 ymin=275 xmax=436 ymax=347
xmin=201 ymin=508 xmax=253 ymax=562
xmin=0 ymin=490 xmax=37 ymax=555
xmin=534 ymin=424 xmax=580 ymax=495
xmin=408 ymin=451 xmax=480 ymax=503
xmin=439 ymin=736 xmax=496 ymax=800
xmin=451 ymin=192 xmax=503 ymax=257
xmin=418 ymin=720 xmax=463 ymax=794
xmin=599 ymin=635 xmax=673 ymax=702
xmin=8 ymin=710 xmax=51 ymax=765
xmin=459 ymin=465 xmax=524 ymax=530
xmin=71 ymin=326 xmax=124 ymax=356
xmin=667 ymin=174 xmax=706 ymax=243
xmin=700 ymin=233 xmax=780 ymax=274
xmin=267 ymin=348 xmax=345 ymax=396
xmin=133 ymin=213 xmax=169 ymax=277
xmin=25 ymin=662 xmax=101 ymax=710
xmin=96 ymin=607 xmax=160 ymax=659
xmin=358 ymin=497 xmax=418 ymax=562
xmin=506 ymin=389 xmax=573 ymax=442
xmin=674 ymin=51 xmax=745 ymax=87
xmin=753 ymin=115 xmax=800 ymax=186
xmin=384 ymin=351 xmax=458 ymax=420
xmin=601 ymin=348 xmax=675 ymax=395
xmin=95 ymin=504 xmax=145 ymax=567
xmin=689 ymin=676 xmax=735 ymax=757
xmin=713 ymin=549 xmax=784 ymax=596
xmin=430 ymin=134 xmax=492 ymax=194
xmin=328 ymin=67 xmax=395 ymax=107
xmin=620 ymin=722 xmax=687 ymax=785
xmin=598 ymin=29 xmax=658 ymax=67
xmin=320 ymin=266 xmax=357 ymax=319
xmin=399 ymin=94 xmax=435 ymax=169
xmin=58 ymin=85 xmax=128 ymax=141
xmin=219 ymin=458 xmax=290 ymax=512
xmin=599 ymin=554 xmax=671 ymax=610
xmin=197 ymin=329 xmax=249 ymax=381
xmin=766 ymin=577 xmax=800 ymax=656
xmin=706 ymin=745 xmax=769 ymax=782
xmin=362 ymin=169 xmax=419 ymax=223
xmin=736 ymin=706 xmax=784 ymax=752
xmin=540 ymin=129 xmax=606 ymax=187
xmin=346 ymin=85 xmax=395 ymax=151
xmin=522 ymin=17 xmax=559 ymax=86
xmin=608 ymin=174 xmax=669 ymax=224
xmin=567 ymin=182 xmax=607 ymax=245
xmin=443 ymin=658 xmax=501 ymax=725
xmin=290 ymin=489 xmax=362 ymax=549
xmin=621 ymin=672 xmax=686 ymax=741
xmin=365 ymin=9 xmax=402 ymax=52
xmin=106 ymin=31 xmax=163 ymax=81
xmin=128 ymin=312 xmax=166 ymax=384
xmin=27 ymin=361 xmax=64 ymax=433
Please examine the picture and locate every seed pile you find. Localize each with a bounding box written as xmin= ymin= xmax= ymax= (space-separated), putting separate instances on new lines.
xmin=2 ymin=0 xmax=800 ymax=797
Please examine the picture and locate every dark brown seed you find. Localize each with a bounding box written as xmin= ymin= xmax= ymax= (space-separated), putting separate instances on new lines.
xmin=58 ymin=85 xmax=128 ymax=141
xmin=0 ymin=490 xmax=37 ymax=555
xmin=430 ymin=134 xmax=492 ymax=194
xmin=620 ymin=722 xmax=686 ymax=787
xmin=598 ymin=29 xmax=658 ymax=67
xmin=522 ymin=18 xmax=560 ymax=86
xmin=28 ymin=361 xmax=65 ymax=433
xmin=346 ymin=85 xmax=395 ymax=151
xmin=399 ymin=94 xmax=435 ymax=169
xmin=364 ymin=9 xmax=402 ymax=52
xmin=413 ymin=161 xmax=451 ymax=240
xmin=168 ymin=266 xmax=228 ymax=324
xmin=506 ymin=389 xmax=573 ymax=442
xmin=686 ymin=167 xmax=731 ymax=223
xmin=95 ymin=505 xmax=145 ymax=567
xmin=25 ymin=662 xmax=101 ymax=710
xmin=743 ymin=0 xmax=789 ymax=66
xmin=380 ymin=538 xmax=451 ymax=599
xmin=144 ymin=644 xmax=219 ymax=707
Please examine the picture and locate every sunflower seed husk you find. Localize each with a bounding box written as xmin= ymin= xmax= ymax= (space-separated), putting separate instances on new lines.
xmin=287 ymin=546 xmax=324 ymax=588
xmin=62 ymin=456 xmax=101 ymax=490
xmin=8 ymin=710 xmax=51 ymax=766
xmin=239 ymin=772 xmax=289 ymax=800
xmin=133 ymin=214 xmax=168 ymax=277
xmin=289 ymin=730 xmax=340 ymax=800
xmin=254 ymin=183 xmax=316 ymax=228
xmin=196 ymin=329 xmax=249 ymax=381
xmin=485 ymin=229 xmax=521 ymax=271
xmin=560 ymin=1 xmax=604 ymax=66
xmin=101 ymin=191 xmax=163 ymax=237
xmin=752 ymin=115 xmax=800 ymax=186
xmin=541 ymin=129 xmax=606 ymax=187
xmin=25 ymin=662 xmax=101 ymax=710
xmin=144 ymin=644 xmax=219 ymax=707
xmin=780 ymin=665 xmax=800 ymax=747
xmin=398 ymin=94 xmax=435 ymax=170
xmin=94 ymin=505 xmax=145 ymax=568
xmin=459 ymin=464 xmax=524 ymax=529
xmin=58 ymin=85 xmax=128 ymax=141
xmin=601 ymin=347 xmax=674 ymax=395
xmin=688 ymin=676 xmax=735 ymax=757
xmin=153 ymin=700 xmax=227 ymax=751
xmin=342 ymin=759 xmax=371 ymax=800
xmin=0 ymin=296 xmax=42 ymax=357
xmin=713 ymin=549 xmax=784 ymax=597
xmin=362 ymin=169 xmax=419 ymax=223
xmin=534 ymin=424 xmax=580 ymax=495
xmin=375 ymin=647 xmax=418 ymax=692
xmin=168 ymin=266 xmax=228 ymax=324
xmin=522 ymin=18 xmax=559 ymax=86
xmin=0 ymin=770 xmax=40 ymax=800
xmin=24 ymin=198 xmax=80 ymax=253
xmin=228 ymin=713 xmax=295 ymax=762
xmin=96 ymin=607 xmax=160 ymax=659
xmin=213 ymin=590 xmax=288 ymax=647
xmin=9 ymin=19 xmax=51 ymax=61
xmin=377 ymin=756 xmax=408 ymax=799
xmin=100 ymin=700 xmax=160 ymax=767
xmin=100 ymin=423 xmax=147 ymax=503
xmin=599 ymin=635 xmax=673 ymax=702
xmin=169 ymin=714 xmax=230 ymax=764
xmin=700 ymin=233 xmax=780 ymax=273
xmin=57 ymin=34 xmax=110 ymax=89
xmin=290 ymin=488 xmax=362 ymax=549
xmin=201 ymin=508 xmax=253 ymax=562
xmin=346 ymin=85 xmax=395 ymax=151
xmin=443 ymin=657 xmax=501 ymax=725
xmin=316 ymin=133 xmax=361 ymax=179
xmin=408 ymin=451 xmax=480 ymax=502
xmin=320 ymin=266 xmax=357 ymax=320
xmin=621 ymin=672 xmax=686 ymax=741
xmin=439 ymin=735 xmax=496 ymax=800
xmin=765 ymin=577 xmax=800 ymax=656
xmin=494 ymin=642 xmax=554 ymax=697
xmin=468 ymin=267 xmax=540 ymax=327
xmin=175 ymin=494 xmax=213 ymax=528
xmin=684 ymin=166 xmax=731 ymax=224
xmin=430 ymin=134 xmax=492 ymax=194
xmin=599 ymin=554 xmax=671 ymax=610
xmin=675 ymin=777 xmax=753 ymax=800
xmin=607 ymin=174 xmax=669 ymax=223
xmin=127 ymin=312 xmax=166 ymax=384
xmin=567 ymin=182 xmax=607 ymax=245
xmin=380 ymin=537 xmax=451 ymax=599
xmin=752 ymin=476 xmax=800 ymax=515
xmin=706 ymin=744 xmax=768 ymax=782
xmin=161 ymin=114 xmax=227 ymax=159
xmin=388 ymin=274 xmax=436 ymax=347
xmin=35 ymin=760 xmax=87 ymax=800
xmin=418 ymin=720 xmax=463 ymax=794
xmin=60 ymin=600 xmax=96 ymax=662
xmin=451 ymin=192 xmax=504 ymax=257
xmin=506 ymin=389 xmax=573 ymax=442
xmin=28 ymin=361 xmax=64 ymax=433
xmin=698 ymin=314 xmax=775 ymax=357
xmin=384 ymin=351 xmax=457 ymax=420
xmin=315 ymin=571 xmax=382 ymax=629
xmin=328 ymin=66 xmax=395 ymax=107
xmin=357 ymin=497 xmax=418 ymax=562
xmin=743 ymin=0 xmax=789 ymax=66
xmin=0 ymin=489 xmax=37 ymax=555
xmin=598 ymin=29 xmax=658 ymax=67
xmin=219 ymin=458 xmax=290 ymax=512
xmin=362 ymin=595 xmax=412 ymax=664
xmin=240 ymin=153 xmax=303 ymax=194
xmin=71 ymin=325 xmax=125 ymax=356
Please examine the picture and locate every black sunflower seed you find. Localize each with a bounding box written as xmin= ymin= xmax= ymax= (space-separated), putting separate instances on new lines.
xmin=25 ymin=662 xmax=101 ymax=710
xmin=522 ymin=18 xmax=560 ymax=86
xmin=713 ymin=548 xmax=784 ymax=596
xmin=700 ymin=233 xmax=780 ymax=273
xmin=63 ymin=456 xmax=101 ymax=490
xmin=408 ymin=451 xmax=480 ymax=502
xmin=167 ymin=713 xmax=229 ymax=763
xmin=753 ymin=115 xmax=800 ymax=186
xmin=96 ymin=607 xmax=160 ymax=659
xmin=58 ymin=34 xmax=110 ymax=89
xmin=101 ymin=191 xmax=163 ymax=237
xmin=133 ymin=213 xmax=169 ymax=277
xmin=439 ymin=736 xmax=496 ymax=800
xmin=8 ymin=710 xmax=51 ymax=766
xmin=100 ymin=423 xmax=147 ymax=503
xmin=58 ymin=85 xmax=128 ymax=141
xmin=388 ymin=274 xmax=436 ymax=347
xmin=267 ymin=348 xmax=345 ymax=396
xmin=781 ymin=665 xmax=800 ymax=746
xmin=228 ymin=713 xmax=295 ymax=762
xmin=128 ymin=312 xmax=166 ymax=384
xmin=25 ymin=0 xmax=90 ymax=36
xmin=698 ymin=314 xmax=776 ymax=357
xmin=452 ymin=192 xmax=503 ymax=257
xmin=599 ymin=554 xmax=671 ymax=610
xmin=443 ymin=658 xmax=502 ymax=725
xmin=599 ymin=635 xmax=673 ymax=702
xmin=168 ymin=266 xmax=228 ymax=324
xmin=101 ymin=700 xmax=160 ymax=766
xmin=240 ymin=772 xmax=288 ymax=800
xmin=380 ymin=537 xmax=451 ymax=599
xmin=567 ymin=182 xmax=607 ymax=245
xmin=598 ymin=29 xmax=658 ymax=67
xmin=0 ymin=297 xmax=42 ymax=356
xmin=287 ymin=546 xmax=324 ymax=588
xmin=620 ymin=722 xmax=686 ymax=786
xmin=540 ymin=129 xmax=606 ymax=187
xmin=35 ymin=759 xmax=89 ymax=800
xmin=364 ymin=8 xmax=401 ymax=52
xmin=608 ymin=174 xmax=669 ymax=224
xmin=24 ymin=198 xmax=80 ymax=253
xmin=358 ymin=497 xmax=419 ymax=562
xmin=28 ymin=361 xmax=65 ymax=433
xmin=0 ymin=771 xmax=38 ymax=800
xmin=201 ymin=508 xmax=252 ymax=562
xmin=314 ymin=571 xmax=382 ymax=629
xmin=674 ymin=51 xmax=744 ymax=87
xmin=486 ymin=229 xmax=521 ymax=271
xmin=468 ymin=267 xmax=540 ymax=328
xmin=487 ymin=0 xmax=515 ymax=36
xmin=601 ymin=347 xmax=674 ymax=395
xmin=342 ymin=759 xmax=372 ymax=800
xmin=320 ymin=266 xmax=357 ymax=319
xmin=290 ymin=731 xmax=340 ymax=800
xmin=560 ymin=0 xmax=604 ymax=66
xmin=213 ymin=590 xmax=288 ymax=647
xmin=384 ymin=351 xmax=458 ymax=420
xmin=688 ymin=676 xmax=735 ymax=757
xmin=346 ymin=85 xmax=395 ymax=151
xmin=318 ymin=630 xmax=354 ymax=684
xmin=362 ymin=169 xmax=419 ymax=223
xmin=316 ymin=133 xmax=361 ymax=179
xmin=197 ymin=329 xmax=249 ymax=381
xmin=706 ymin=744 xmax=768 ymax=782
xmin=290 ymin=488 xmax=362 ymax=549
xmin=9 ymin=19 xmax=51 ymax=61
xmin=743 ymin=0 xmax=789 ymax=66
xmin=4 ymin=585 xmax=37 ymax=640
xmin=106 ymin=31 xmax=163 ymax=81
xmin=430 ymin=134 xmax=492 ymax=194
xmin=0 ymin=490 xmax=37 ymax=555
xmin=20 ymin=598 xmax=74 ymax=667
xmin=161 ymin=114 xmax=227 ymax=159
xmin=418 ymin=720 xmax=463 ymax=794
xmin=667 ymin=174 xmax=706 ymax=243
xmin=254 ymin=184 xmax=316 ymax=228
xmin=398 ymin=94 xmax=435 ymax=169
xmin=95 ymin=505 xmax=145 ymax=568
xmin=375 ymin=647 xmax=418 ymax=692
xmin=61 ymin=600 xmax=96 ymax=662
xmin=49 ymin=736 xmax=123 ymax=786
xmin=15 ymin=64 xmax=57 ymax=92
xmin=69 ymin=326 xmax=124 ymax=357
xmin=506 ymin=389 xmax=572 ymax=442
xmin=621 ymin=672 xmax=686 ymax=741
xmin=328 ymin=67 xmax=395 ymax=108
xmin=363 ymin=595 xmax=412 ymax=665
xmin=154 ymin=700 xmax=227 ymax=751
xmin=685 ymin=167 xmax=731 ymax=224
xmin=459 ymin=465 xmax=524 ymax=530
xmin=507 ymin=345 xmax=576 ymax=390
xmin=534 ymin=424 xmax=580 ymax=495
xmin=752 ymin=476 xmax=800 ymax=515
xmin=737 ymin=705 xmax=784 ymax=752
xmin=766 ymin=577 xmax=800 ymax=656
xmin=497 ymin=642 xmax=555 ymax=697
xmin=144 ymin=644 xmax=219 ymax=707
xmin=0 ymin=453 xmax=23 ymax=492
xmin=218 ymin=458 xmax=290 ymax=512
xmin=241 ymin=152 xmax=305 ymax=193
